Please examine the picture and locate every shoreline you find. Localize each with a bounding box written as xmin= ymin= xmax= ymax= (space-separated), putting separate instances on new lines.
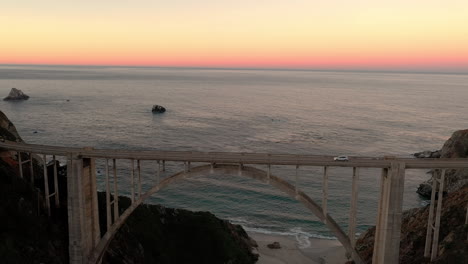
xmin=248 ymin=232 xmax=347 ymax=264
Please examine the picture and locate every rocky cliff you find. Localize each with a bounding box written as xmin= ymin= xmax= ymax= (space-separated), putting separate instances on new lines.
xmin=356 ymin=185 xmax=468 ymax=264
xmin=0 ymin=110 xmax=258 ymax=264
xmin=100 ymin=195 xmax=258 ymax=264
xmin=0 ymin=111 xmax=23 ymax=142
xmin=417 ymin=129 xmax=468 ymax=198
xmin=355 ymin=130 xmax=468 ymax=263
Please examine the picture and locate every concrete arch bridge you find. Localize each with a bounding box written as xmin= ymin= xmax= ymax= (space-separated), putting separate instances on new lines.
xmin=1 ymin=141 xmax=467 ymax=264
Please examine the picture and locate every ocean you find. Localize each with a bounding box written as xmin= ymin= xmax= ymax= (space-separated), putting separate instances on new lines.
xmin=1 ymin=65 xmax=467 ymax=247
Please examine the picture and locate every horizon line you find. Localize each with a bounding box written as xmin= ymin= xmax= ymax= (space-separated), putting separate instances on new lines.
xmin=1 ymin=63 xmax=467 ymax=75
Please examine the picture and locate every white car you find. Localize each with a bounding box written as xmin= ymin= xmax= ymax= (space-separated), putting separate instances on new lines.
xmin=333 ymin=156 xmax=349 ymax=161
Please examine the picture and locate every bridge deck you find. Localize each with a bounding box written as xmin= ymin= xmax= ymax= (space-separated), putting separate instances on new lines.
xmin=1 ymin=141 xmax=467 ymax=169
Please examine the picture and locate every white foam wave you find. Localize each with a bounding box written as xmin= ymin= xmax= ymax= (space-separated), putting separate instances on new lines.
xmin=239 ymin=225 xmax=337 ymax=249
xmin=420 ymin=200 xmax=430 ymax=207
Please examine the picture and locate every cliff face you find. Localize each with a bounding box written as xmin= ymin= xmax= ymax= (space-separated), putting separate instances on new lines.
xmin=0 ymin=111 xmax=23 ymax=142
xmin=356 ymin=185 xmax=468 ymax=264
xmin=418 ymin=129 xmax=468 ymax=198
xmin=0 ymin=158 xmax=69 ymax=263
xmin=437 ymin=129 xmax=468 ymax=193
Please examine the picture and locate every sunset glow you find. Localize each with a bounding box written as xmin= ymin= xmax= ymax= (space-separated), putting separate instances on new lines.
xmin=2 ymin=0 xmax=468 ymax=71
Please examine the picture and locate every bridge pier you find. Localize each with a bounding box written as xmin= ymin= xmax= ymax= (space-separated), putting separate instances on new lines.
xmin=67 ymin=156 xmax=101 ymax=264
xmin=372 ymin=161 xmax=406 ymax=264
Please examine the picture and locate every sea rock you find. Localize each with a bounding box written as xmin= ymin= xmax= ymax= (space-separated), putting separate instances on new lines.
xmin=413 ymin=150 xmax=441 ymax=158
xmin=3 ymin=88 xmax=30 ymax=101
xmin=416 ymin=182 xmax=433 ymax=198
xmin=152 ymin=105 xmax=166 ymax=113
xmin=417 ymin=129 xmax=468 ymax=198
xmin=267 ymin=242 xmax=281 ymax=249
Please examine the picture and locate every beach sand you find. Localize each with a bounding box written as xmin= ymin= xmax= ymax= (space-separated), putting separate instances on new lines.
xmin=249 ymin=233 xmax=348 ymax=264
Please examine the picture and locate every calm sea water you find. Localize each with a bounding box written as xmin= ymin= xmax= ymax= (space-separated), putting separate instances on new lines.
xmin=1 ymin=65 xmax=467 ymax=247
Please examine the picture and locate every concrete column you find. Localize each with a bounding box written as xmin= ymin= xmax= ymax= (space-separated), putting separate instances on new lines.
xmin=372 ymin=168 xmax=389 ymax=264
xmin=372 ymin=161 xmax=406 ymax=264
xmin=322 ymin=166 xmax=329 ymax=224
xmin=67 ymin=155 xmax=101 ymax=264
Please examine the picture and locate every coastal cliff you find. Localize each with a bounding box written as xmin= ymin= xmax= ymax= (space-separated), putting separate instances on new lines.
xmin=417 ymin=129 xmax=468 ymax=198
xmin=0 ymin=111 xmax=23 ymax=142
xmin=0 ymin=111 xmax=258 ymax=264
xmin=356 ymin=185 xmax=468 ymax=263
xmin=355 ymin=130 xmax=468 ymax=263
xmin=100 ymin=195 xmax=258 ymax=264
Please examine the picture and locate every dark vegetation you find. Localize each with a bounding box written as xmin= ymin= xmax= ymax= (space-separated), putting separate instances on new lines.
xmin=100 ymin=195 xmax=258 ymax=264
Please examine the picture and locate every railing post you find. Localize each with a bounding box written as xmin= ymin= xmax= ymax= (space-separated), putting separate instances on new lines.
xmin=43 ymin=154 xmax=51 ymax=216
xmin=105 ymin=159 xmax=111 ymax=229
xmin=53 ymin=155 xmax=60 ymax=208
xmin=372 ymin=161 xmax=406 ymax=264
xmin=267 ymin=164 xmax=271 ymax=181
xmin=295 ymin=165 xmax=299 ymax=194
xmin=29 ymin=152 xmax=34 ymax=186
xmin=157 ymin=160 xmax=161 ymax=184
xmin=137 ymin=160 xmax=142 ymax=198
xmin=130 ymin=159 xmax=135 ymax=203
xmin=18 ymin=151 xmax=23 ymax=178
xmin=113 ymin=159 xmax=119 ymax=222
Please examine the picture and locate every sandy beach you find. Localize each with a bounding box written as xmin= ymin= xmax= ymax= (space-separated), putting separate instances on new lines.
xmin=249 ymin=233 xmax=348 ymax=264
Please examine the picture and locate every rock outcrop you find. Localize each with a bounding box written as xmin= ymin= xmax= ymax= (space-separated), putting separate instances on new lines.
xmin=100 ymin=195 xmax=259 ymax=264
xmin=413 ymin=150 xmax=441 ymax=158
xmin=356 ymin=185 xmax=468 ymax=264
xmin=417 ymin=129 xmax=468 ymax=198
xmin=0 ymin=111 xmax=23 ymax=142
xmin=3 ymin=88 xmax=30 ymax=101
xmin=267 ymin=242 xmax=281 ymax=249
xmin=152 ymin=105 xmax=166 ymax=113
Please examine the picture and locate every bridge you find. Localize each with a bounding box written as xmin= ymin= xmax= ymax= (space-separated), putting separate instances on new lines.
xmin=1 ymin=140 xmax=467 ymax=264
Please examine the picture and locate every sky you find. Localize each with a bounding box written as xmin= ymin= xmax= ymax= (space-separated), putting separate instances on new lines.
xmin=1 ymin=0 xmax=468 ymax=71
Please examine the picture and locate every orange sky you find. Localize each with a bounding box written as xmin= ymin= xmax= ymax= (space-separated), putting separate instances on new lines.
xmin=2 ymin=0 xmax=468 ymax=71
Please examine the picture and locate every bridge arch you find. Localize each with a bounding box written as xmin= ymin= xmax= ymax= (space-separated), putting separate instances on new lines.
xmin=89 ymin=163 xmax=363 ymax=264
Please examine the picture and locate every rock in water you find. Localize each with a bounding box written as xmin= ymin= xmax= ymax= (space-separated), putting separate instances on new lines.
xmin=413 ymin=150 xmax=441 ymax=158
xmin=416 ymin=182 xmax=432 ymax=198
xmin=267 ymin=242 xmax=281 ymax=249
xmin=4 ymin=88 xmax=30 ymax=101
xmin=152 ymin=105 xmax=166 ymax=113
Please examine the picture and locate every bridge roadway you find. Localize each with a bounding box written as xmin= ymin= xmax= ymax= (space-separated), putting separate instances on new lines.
xmin=1 ymin=141 xmax=467 ymax=169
